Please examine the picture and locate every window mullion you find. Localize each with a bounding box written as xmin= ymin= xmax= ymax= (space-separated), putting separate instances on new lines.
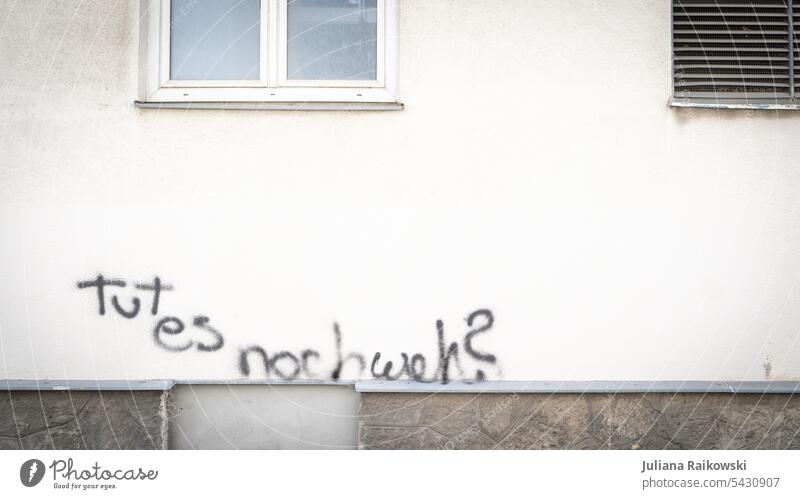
xmin=267 ymin=0 xmax=280 ymax=87
xmin=260 ymin=0 xmax=269 ymax=83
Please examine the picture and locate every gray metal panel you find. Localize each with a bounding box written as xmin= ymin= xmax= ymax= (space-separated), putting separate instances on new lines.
xmin=1 ymin=379 xmax=174 ymax=391
xmin=174 ymin=379 xmax=354 ymax=386
xmin=670 ymin=97 xmax=800 ymax=108
xmin=354 ymin=380 xmax=800 ymax=394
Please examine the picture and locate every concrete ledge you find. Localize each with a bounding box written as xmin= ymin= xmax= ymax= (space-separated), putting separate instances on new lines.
xmin=1 ymin=379 xmax=175 ymax=391
xmin=355 ymin=380 xmax=800 ymax=394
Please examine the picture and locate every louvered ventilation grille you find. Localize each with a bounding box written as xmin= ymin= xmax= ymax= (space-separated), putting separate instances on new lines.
xmin=673 ymin=0 xmax=795 ymax=100
xmin=794 ymin=0 xmax=800 ymax=89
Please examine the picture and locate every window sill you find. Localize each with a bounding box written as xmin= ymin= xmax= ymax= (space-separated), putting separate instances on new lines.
xmin=670 ymin=98 xmax=800 ymax=111
xmin=134 ymin=100 xmax=404 ymax=111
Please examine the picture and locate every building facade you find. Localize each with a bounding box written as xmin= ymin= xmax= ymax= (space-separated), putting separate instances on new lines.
xmin=2 ymin=0 xmax=800 ymax=449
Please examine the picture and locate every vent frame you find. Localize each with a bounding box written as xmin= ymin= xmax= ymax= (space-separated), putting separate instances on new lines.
xmin=671 ymin=0 xmax=800 ymax=103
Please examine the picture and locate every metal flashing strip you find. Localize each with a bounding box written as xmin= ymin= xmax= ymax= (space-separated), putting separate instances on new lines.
xmin=1 ymin=379 xmax=175 ymax=391
xmin=173 ymin=379 xmax=353 ymax=386
xmin=4 ymin=380 xmax=799 ymax=393
xmin=134 ymin=101 xmax=404 ymax=111
xmin=354 ymin=380 xmax=800 ymax=394
xmin=669 ymin=99 xmax=800 ymax=111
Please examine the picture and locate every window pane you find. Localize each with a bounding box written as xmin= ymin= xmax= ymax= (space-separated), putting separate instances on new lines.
xmin=170 ymin=0 xmax=260 ymax=80
xmin=287 ymin=0 xmax=378 ymax=81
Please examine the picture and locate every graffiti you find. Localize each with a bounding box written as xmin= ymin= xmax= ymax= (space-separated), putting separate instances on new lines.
xmin=77 ymin=273 xmax=498 ymax=383
xmin=76 ymin=274 xmax=221 ymax=353
xmin=152 ymin=316 xmax=224 ymax=353
xmin=238 ymin=309 xmax=496 ymax=383
xmin=76 ymin=275 xmax=172 ymax=317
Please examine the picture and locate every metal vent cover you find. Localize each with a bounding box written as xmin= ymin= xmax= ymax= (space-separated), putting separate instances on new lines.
xmin=673 ymin=0 xmax=797 ymax=101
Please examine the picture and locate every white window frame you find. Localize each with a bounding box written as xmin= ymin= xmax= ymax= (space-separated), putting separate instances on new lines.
xmin=137 ymin=0 xmax=398 ymax=105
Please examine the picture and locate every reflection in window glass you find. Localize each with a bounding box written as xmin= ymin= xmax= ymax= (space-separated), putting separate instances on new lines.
xmin=170 ymin=0 xmax=260 ymax=80
xmin=287 ymin=0 xmax=378 ymax=80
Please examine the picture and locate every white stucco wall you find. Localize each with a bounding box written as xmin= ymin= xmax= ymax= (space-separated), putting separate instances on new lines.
xmin=2 ymin=0 xmax=800 ymax=382
xmin=169 ymin=385 xmax=359 ymax=449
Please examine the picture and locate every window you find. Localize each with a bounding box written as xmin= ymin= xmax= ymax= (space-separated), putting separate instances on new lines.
xmin=672 ymin=0 xmax=799 ymax=105
xmin=137 ymin=0 xmax=399 ymax=108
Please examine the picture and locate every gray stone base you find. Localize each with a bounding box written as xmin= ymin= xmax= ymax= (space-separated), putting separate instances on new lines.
xmin=0 ymin=391 xmax=168 ymax=450
xmin=358 ymin=393 xmax=800 ymax=449
xmin=4 ymin=388 xmax=800 ymax=449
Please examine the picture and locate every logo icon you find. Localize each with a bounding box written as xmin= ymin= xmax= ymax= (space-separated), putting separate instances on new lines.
xmin=20 ymin=459 xmax=45 ymax=487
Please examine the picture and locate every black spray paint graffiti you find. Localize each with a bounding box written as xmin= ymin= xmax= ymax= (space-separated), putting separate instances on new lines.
xmin=76 ymin=274 xmax=223 ymax=353
xmin=238 ymin=309 xmax=496 ymax=383
xmin=77 ymin=274 xmax=498 ymax=383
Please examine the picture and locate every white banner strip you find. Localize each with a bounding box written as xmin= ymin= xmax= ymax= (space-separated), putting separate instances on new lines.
xmin=1 ymin=450 xmax=799 ymax=498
